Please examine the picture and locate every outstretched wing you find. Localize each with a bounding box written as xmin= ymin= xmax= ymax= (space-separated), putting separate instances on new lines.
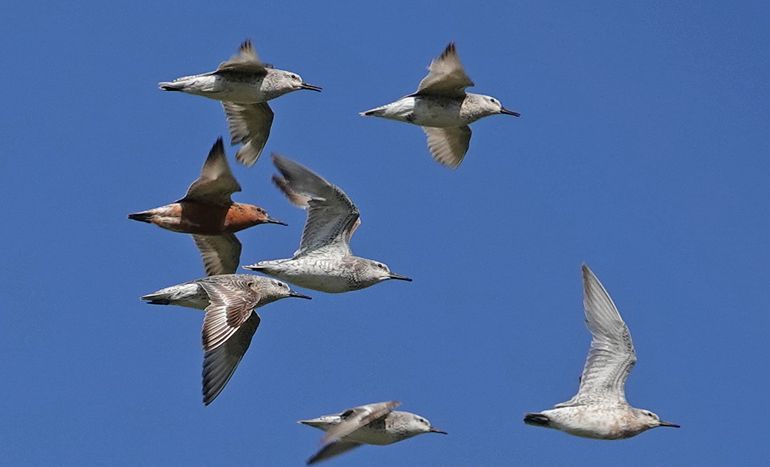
xmin=412 ymin=42 xmax=474 ymax=98
xmin=271 ymin=154 xmax=360 ymax=257
xmin=180 ymin=138 xmax=240 ymax=206
xmin=193 ymin=233 xmax=241 ymax=276
xmin=215 ymin=40 xmax=269 ymax=76
xmin=422 ymin=125 xmax=471 ymax=168
xmin=222 ymin=102 xmax=274 ymax=167
xmin=556 ymin=265 xmax=637 ymax=407
xmin=199 ymin=278 xmax=262 ymax=405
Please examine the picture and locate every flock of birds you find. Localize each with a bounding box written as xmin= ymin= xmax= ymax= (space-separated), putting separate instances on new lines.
xmin=129 ymin=40 xmax=679 ymax=464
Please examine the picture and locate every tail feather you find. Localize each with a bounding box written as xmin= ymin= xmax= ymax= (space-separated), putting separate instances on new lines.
xmin=523 ymin=413 xmax=550 ymax=427
xmin=360 ymin=106 xmax=385 ymax=117
xmin=143 ymin=298 xmax=170 ymax=305
xmin=128 ymin=212 xmax=153 ymax=223
xmin=159 ymin=81 xmax=183 ymax=91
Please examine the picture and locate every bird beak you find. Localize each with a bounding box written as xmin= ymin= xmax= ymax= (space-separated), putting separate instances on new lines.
xmin=289 ymin=290 xmax=312 ymax=300
xmin=388 ymin=272 xmax=412 ymax=281
xmin=658 ymin=420 xmax=680 ymax=428
xmin=300 ymin=82 xmax=322 ymax=92
xmin=500 ymin=107 xmax=520 ymax=117
xmin=266 ymin=216 xmax=288 ymax=226
xmin=429 ymin=427 xmax=448 ymax=435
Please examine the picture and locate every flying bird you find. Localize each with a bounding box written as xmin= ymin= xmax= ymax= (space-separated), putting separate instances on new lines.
xmin=244 ymin=154 xmax=411 ymax=292
xmin=159 ymin=40 xmax=321 ymax=166
xmin=141 ymin=274 xmax=310 ymax=405
xmin=523 ymin=264 xmax=680 ymax=439
xmin=361 ymin=42 xmax=519 ymax=168
xmin=300 ymin=401 xmax=446 ymax=464
xmin=128 ymin=138 xmax=285 ymax=276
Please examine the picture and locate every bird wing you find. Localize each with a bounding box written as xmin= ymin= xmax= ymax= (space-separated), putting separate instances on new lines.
xmin=214 ymin=40 xmax=269 ymax=76
xmin=271 ymin=154 xmax=360 ymax=257
xmin=222 ymin=101 xmax=274 ymax=167
xmin=199 ymin=278 xmax=262 ymax=405
xmin=192 ymin=233 xmax=241 ymax=276
xmin=412 ymin=42 xmax=474 ymax=98
xmin=180 ymin=138 xmax=240 ymax=206
xmin=307 ymin=441 xmax=362 ymax=465
xmin=321 ymin=401 xmax=400 ymax=444
xmin=423 ymin=125 xmax=472 ymax=168
xmin=556 ymin=265 xmax=637 ymax=407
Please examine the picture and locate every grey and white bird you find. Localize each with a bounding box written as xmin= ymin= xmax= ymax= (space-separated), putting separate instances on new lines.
xmin=159 ymin=40 xmax=321 ymax=166
xmin=299 ymin=401 xmax=446 ymax=464
xmin=141 ymin=274 xmax=311 ymax=405
xmin=523 ymin=265 xmax=680 ymax=439
xmin=361 ymin=42 xmax=519 ymax=168
xmin=243 ymin=155 xmax=412 ymax=292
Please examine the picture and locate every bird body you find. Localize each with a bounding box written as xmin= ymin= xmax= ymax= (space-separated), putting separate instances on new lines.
xmin=160 ymin=40 xmax=321 ymax=166
xmin=244 ymin=155 xmax=411 ymax=292
xmin=300 ymin=401 xmax=446 ymax=464
xmin=361 ymin=42 xmax=518 ymax=167
xmin=141 ymin=274 xmax=311 ymax=405
xmin=128 ymin=138 xmax=284 ymax=276
xmin=524 ymin=265 xmax=679 ymax=439
xmin=129 ymin=200 xmax=270 ymax=235
xmin=159 ymin=67 xmax=310 ymax=104
xmin=525 ymin=405 xmax=661 ymax=440
xmin=363 ymin=93 xmax=511 ymax=128
xmin=249 ymin=254 xmax=389 ymax=293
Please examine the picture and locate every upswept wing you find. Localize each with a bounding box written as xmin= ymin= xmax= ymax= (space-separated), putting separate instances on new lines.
xmin=222 ymin=102 xmax=274 ymax=167
xmin=193 ymin=233 xmax=242 ymax=276
xmin=215 ymin=40 xmax=268 ymax=75
xmin=557 ymin=265 xmax=637 ymax=407
xmin=180 ymin=138 xmax=241 ymax=206
xmin=199 ymin=277 xmax=262 ymax=405
xmin=412 ymin=42 xmax=474 ymax=98
xmin=271 ymin=154 xmax=360 ymax=257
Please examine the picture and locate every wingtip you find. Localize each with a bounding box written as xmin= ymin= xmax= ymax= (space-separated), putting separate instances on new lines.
xmin=239 ymin=39 xmax=253 ymax=52
xmin=209 ymin=137 xmax=225 ymax=155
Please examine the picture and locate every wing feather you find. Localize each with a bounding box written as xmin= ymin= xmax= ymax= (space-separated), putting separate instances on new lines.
xmin=271 ymin=154 xmax=359 ymax=257
xmin=180 ymin=138 xmax=240 ymax=205
xmin=556 ymin=265 xmax=637 ymax=407
xmin=413 ymin=42 xmax=474 ymax=97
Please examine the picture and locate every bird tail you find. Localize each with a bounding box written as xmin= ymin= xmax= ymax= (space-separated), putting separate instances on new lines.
xmin=523 ymin=413 xmax=551 ymax=427
xmin=140 ymin=290 xmax=172 ymax=305
xmin=128 ymin=211 xmax=153 ymax=223
xmin=359 ymin=106 xmax=386 ymax=117
xmin=158 ymin=81 xmax=184 ymax=91
xmin=242 ymin=262 xmax=267 ymax=271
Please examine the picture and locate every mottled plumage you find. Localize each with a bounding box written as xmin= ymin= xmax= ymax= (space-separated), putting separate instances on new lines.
xmin=141 ymin=274 xmax=310 ymax=405
xmin=159 ymin=40 xmax=321 ymax=165
xmin=300 ymin=401 xmax=446 ymax=464
xmin=361 ymin=42 xmax=519 ymax=168
xmin=244 ymin=155 xmax=411 ymax=292
xmin=523 ymin=265 xmax=680 ymax=439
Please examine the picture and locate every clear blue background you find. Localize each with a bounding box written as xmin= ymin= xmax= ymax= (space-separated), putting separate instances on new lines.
xmin=2 ymin=1 xmax=769 ymax=465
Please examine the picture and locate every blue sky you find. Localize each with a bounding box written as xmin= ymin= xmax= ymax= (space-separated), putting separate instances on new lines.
xmin=2 ymin=1 xmax=769 ymax=465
